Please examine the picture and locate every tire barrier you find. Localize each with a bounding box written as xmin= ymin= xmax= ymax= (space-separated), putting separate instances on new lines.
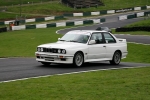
xmin=0 ymin=27 xmax=7 ymax=33
xmin=118 ymin=11 xmax=150 ymax=20
xmin=12 ymin=18 xmax=106 ymax=31
xmin=0 ymin=15 xmax=64 ymax=25
xmin=115 ymin=27 xmax=150 ymax=32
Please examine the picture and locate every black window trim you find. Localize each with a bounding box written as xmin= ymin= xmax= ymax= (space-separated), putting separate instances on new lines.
xmin=102 ymin=32 xmax=116 ymax=43
xmin=88 ymin=32 xmax=106 ymax=45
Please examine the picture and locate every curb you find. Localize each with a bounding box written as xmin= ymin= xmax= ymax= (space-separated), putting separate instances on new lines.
xmin=12 ymin=18 xmax=106 ymax=30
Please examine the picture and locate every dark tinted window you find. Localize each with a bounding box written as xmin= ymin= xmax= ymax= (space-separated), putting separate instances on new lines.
xmin=90 ymin=32 xmax=104 ymax=44
xmin=103 ymin=33 xmax=116 ymax=43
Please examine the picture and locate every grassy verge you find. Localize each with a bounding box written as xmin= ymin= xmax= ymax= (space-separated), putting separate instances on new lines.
xmin=122 ymin=43 xmax=150 ymax=63
xmin=0 ymin=0 xmax=57 ymax=6
xmin=0 ymin=28 xmax=63 ymax=57
xmin=125 ymin=18 xmax=150 ymax=27
xmin=0 ymin=12 xmax=35 ymax=21
xmin=0 ymin=66 xmax=150 ymax=100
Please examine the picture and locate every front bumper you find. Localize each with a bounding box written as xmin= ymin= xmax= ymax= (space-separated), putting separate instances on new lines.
xmin=35 ymin=52 xmax=74 ymax=64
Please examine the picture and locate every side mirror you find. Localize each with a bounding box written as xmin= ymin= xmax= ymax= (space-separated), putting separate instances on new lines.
xmin=58 ymin=38 xmax=61 ymax=41
xmin=89 ymin=40 xmax=96 ymax=45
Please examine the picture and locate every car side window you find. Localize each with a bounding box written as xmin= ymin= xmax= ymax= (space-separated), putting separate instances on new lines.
xmin=103 ymin=33 xmax=116 ymax=43
xmin=90 ymin=33 xmax=104 ymax=44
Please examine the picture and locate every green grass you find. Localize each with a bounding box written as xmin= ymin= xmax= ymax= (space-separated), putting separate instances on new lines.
xmin=0 ymin=12 xmax=18 ymax=21
xmin=0 ymin=12 xmax=35 ymax=21
xmin=0 ymin=66 xmax=150 ymax=100
xmin=0 ymin=0 xmax=57 ymax=6
xmin=0 ymin=28 xmax=63 ymax=57
xmin=122 ymin=43 xmax=150 ymax=63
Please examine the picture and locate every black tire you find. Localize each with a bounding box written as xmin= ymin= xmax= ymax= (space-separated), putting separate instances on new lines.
xmin=41 ymin=62 xmax=51 ymax=66
xmin=73 ymin=52 xmax=84 ymax=67
xmin=110 ymin=51 xmax=121 ymax=65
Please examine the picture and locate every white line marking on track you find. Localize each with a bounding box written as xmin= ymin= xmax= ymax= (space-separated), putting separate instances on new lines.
xmin=0 ymin=66 xmax=148 ymax=83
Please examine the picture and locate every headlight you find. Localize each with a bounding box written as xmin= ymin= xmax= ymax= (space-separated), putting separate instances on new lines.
xmin=41 ymin=48 xmax=43 ymax=52
xmin=58 ymin=49 xmax=61 ymax=53
xmin=37 ymin=47 xmax=41 ymax=52
xmin=61 ymin=49 xmax=66 ymax=54
xmin=37 ymin=47 xmax=43 ymax=52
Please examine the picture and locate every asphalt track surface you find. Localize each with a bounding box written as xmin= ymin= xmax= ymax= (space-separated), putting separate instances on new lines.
xmin=0 ymin=58 xmax=150 ymax=82
xmin=1 ymin=11 xmax=150 ymax=82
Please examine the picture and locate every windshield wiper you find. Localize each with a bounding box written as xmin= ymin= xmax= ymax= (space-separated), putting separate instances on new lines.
xmin=68 ymin=40 xmax=78 ymax=42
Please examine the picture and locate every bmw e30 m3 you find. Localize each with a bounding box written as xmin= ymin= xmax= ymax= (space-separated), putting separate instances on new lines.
xmin=35 ymin=30 xmax=128 ymax=67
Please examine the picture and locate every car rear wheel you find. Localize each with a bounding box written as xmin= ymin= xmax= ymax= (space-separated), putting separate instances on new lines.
xmin=41 ymin=62 xmax=51 ymax=66
xmin=110 ymin=51 xmax=121 ymax=65
xmin=73 ymin=52 xmax=84 ymax=67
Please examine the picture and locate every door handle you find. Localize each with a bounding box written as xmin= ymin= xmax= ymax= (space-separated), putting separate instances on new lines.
xmin=103 ymin=46 xmax=106 ymax=47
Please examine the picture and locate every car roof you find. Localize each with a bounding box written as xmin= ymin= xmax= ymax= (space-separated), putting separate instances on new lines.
xmin=66 ymin=30 xmax=107 ymax=35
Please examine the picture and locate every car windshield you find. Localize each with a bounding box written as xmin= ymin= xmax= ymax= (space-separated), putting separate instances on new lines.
xmin=59 ymin=34 xmax=90 ymax=44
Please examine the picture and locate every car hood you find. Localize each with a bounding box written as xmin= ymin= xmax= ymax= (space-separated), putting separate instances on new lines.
xmin=38 ymin=41 xmax=86 ymax=49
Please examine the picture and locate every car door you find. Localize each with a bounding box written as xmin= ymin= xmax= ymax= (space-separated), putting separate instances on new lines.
xmin=102 ymin=32 xmax=117 ymax=59
xmin=87 ymin=32 xmax=107 ymax=59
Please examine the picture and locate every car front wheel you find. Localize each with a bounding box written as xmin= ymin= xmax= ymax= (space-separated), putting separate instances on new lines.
xmin=73 ymin=52 xmax=84 ymax=67
xmin=110 ymin=51 xmax=121 ymax=65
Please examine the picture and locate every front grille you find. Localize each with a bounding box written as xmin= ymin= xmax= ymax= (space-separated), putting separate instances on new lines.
xmin=43 ymin=48 xmax=52 ymax=52
xmin=37 ymin=47 xmax=66 ymax=54
xmin=43 ymin=48 xmax=58 ymax=53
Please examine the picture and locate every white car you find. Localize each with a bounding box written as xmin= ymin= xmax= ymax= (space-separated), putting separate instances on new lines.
xmin=35 ymin=30 xmax=128 ymax=67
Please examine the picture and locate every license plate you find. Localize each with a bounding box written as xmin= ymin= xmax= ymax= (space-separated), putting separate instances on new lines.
xmin=45 ymin=57 xmax=54 ymax=61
